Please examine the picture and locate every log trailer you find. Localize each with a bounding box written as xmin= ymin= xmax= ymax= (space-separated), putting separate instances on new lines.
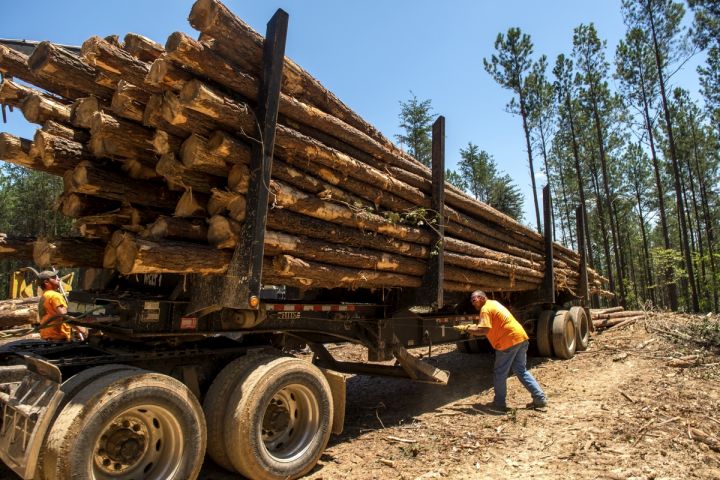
xmin=0 ymin=10 xmax=593 ymax=480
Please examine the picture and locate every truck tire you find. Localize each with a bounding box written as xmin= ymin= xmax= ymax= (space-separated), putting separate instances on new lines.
xmin=224 ymin=356 xmax=334 ymax=480
xmin=43 ymin=370 xmax=206 ymax=480
xmin=39 ymin=364 xmax=143 ymax=480
xmin=569 ymin=306 xmax=590 ymax=351
xmin=204 ymin=353 xmax=276 ymax=471
xmin=535 ymin=310 xmax=555 ymax=357
xmin=551 ymin=310 xmax=576 ymax=359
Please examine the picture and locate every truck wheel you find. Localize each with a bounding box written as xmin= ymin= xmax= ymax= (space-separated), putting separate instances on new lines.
xmin=204 ymin=353 xmax=275 ymax=471
xmin=551 ymin=310 xmax=576 ymax=359
xmin=39 ymin=365 xmax=143 ymax=480
xmin=224 ymin=356 xmax=333 ymax=480
xmin=535 ymin=310 xmax=555 ymax=357
xmin=43 ymin=370 xmax=206 ymax=480
xmin=569 ymin=306 xmax=590 ymax=351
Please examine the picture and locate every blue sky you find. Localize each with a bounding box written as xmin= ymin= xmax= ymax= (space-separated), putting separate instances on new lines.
xmin=0 ymin=1 xmax=704 ymax=225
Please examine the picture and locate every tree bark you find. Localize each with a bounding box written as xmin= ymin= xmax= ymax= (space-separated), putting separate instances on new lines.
xmin=33 ymin=237 xmax=105 ymax=268
xmin=123 ymin=33 xmax=165 ymax=63
xmin=28 ymin=41 xmax=115 ymax=100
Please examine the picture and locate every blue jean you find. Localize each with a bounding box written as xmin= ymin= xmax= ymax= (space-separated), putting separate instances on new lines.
xmin=493 ymin=340 xmax=545 ymax=407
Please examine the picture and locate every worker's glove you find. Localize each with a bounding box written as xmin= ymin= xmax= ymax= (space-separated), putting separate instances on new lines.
xmin=453 ymin=324 xmax=475 ymax=334
xmin=454 ymin=324 xmax=485 ymax=337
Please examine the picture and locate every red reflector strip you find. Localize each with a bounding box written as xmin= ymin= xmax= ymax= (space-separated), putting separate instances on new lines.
xmin=267 ymin=304 xmax=358 ymax=312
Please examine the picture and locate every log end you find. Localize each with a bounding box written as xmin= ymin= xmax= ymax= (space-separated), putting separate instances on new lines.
xmin=27 ymin=41 xmax=54 ymax=73
xmin=188 ymin=0 xmax=220 ymax=32
xmin=80 ymin=36 xmax=105 ymax=65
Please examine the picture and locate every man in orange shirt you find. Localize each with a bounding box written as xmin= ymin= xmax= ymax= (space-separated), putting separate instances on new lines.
xmin=468 ymin=290 xmax=547 ymax=411
xmin=37 ymin=270 xmax=73 ymax=341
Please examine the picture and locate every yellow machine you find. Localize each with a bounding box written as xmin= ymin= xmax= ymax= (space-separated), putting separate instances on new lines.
xmin=9 ymin=270 xmax=74 ymax=299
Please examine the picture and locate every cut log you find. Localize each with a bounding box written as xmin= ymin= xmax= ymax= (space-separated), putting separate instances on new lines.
xmin=20 ymin=91 xmax=69 ymax=125
xmin=65 ymin=161 xmax=180 ymax=209
xmin=188 ymin=0 xmax=393 ymax=152
xmin=206 ymin=189 xmax=237 ymax=216
xmin=265 ymin=209 xmax=429 ymax=259
xmin=152 ymin=130 xmax=183 ymax=156
xmin=28 ymin=41 xmax=114 ymax=100
xmin=0 ymin=234 xmax=35 ymax=261
xmin=174 ymin=189 xmax=208 ymax=217
xmin=0 ymin=133 xmax=44 ymax=171
xmin=0 ymin=79 xmax=33 ymax=108
xmin=142 ymin=216 xmax=208 ymax=242
xmin=81 ymin=36 xmax=152 ymax=89
xmin=111 ymin=80 xmax=150 ymax=123
xmin=32 ymin=130 xmax=90 ymax=170
xmin=179 ymin=79 xmax=257 ymax=136
xmin=146 ymin=58 xmax=195 ymax=92
xmin=0 ymin=297 xmax=38 ymax=329
xmin=0 ymin=44 xmax=86 ymax=100
xmin=180 ymin=133 xmax=232 ymax=176
xmin=70 ymin=96 xmax=104 ymax=129
xmin=57 ymin=193 xmax=123 ymax=218
xmin=89 ymin=111 xmax=157 ymax=163
xmin=33 ymin=237 xmax=105 ymax=268
xmin=156 ymin=152 xmax=225 ymax=193
xmin=123 ymin=33 xmax=165 ymax=63
xmin=41 ymin=120 xmax=90 ymax=144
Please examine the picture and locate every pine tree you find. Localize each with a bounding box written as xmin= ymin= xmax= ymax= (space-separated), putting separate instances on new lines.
xmin=484 ymin=28 xmax=541 ymax=231
xmin=395 ymin=93 xmax=436 ymax=167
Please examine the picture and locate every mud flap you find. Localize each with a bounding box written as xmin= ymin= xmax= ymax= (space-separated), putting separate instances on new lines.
xmin=320 ymin=368 xmax=346 ymax=435
xmin=0 ymin=356 xmax=64 ymax=480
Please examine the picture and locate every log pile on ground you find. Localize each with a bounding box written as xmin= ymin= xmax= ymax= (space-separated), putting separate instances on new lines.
xmin=0 ymin=0 xmax=606 ymax=294
xmin=0 ymin=297 xmax=38 ymax=328
xmin=591 ymin=307 xmax=648 ymax=330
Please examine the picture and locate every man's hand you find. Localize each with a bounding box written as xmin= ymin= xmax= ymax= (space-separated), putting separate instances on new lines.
xmin=453 ymin=324 xmax=487 ymax=337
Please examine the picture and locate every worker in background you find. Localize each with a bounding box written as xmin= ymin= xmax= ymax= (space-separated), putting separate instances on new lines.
xmin=37 ymin=270 xmax=86 ymax=341
xmin=467 ymin=290 xmax=547 ymax=411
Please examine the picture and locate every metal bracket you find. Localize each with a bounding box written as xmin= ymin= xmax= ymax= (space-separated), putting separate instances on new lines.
xmin=416 ymin=116 xmax=445 ymax=310
xmin=542 ymin=185 xmax=555 ymax=304
xmin=576 ymin=205 xmax=589 ymax=305
xmin=187 ymin=10 xmax=288 ymax=315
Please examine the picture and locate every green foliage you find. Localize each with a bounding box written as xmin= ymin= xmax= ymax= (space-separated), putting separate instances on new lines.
xmin=686 ymin=316 xmax=720 ymax=352
xmin=483 ymin=28 xmax=534 ymax=95
xmin=445 ymin=169 xmax=465 ymax=190
xmin=0 ymin=166 xmax=71 ymax=237
xmin=456 ymin=144 xmax=524 ymax=221
xmin=395 ymin=93 xmax=436 ymax=167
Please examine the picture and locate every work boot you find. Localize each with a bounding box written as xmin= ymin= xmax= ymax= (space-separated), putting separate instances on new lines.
xmin=526 ymin=398 xmax=547 ymax=409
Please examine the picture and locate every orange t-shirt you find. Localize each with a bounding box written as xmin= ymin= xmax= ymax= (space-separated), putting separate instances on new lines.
xmin=477 ymin=300 xmax=528 ymax=351
xmin=38 ymin=290 xmax=71 ymax=341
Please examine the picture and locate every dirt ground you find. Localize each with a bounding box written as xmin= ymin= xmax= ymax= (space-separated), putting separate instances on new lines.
xmin=293 ymin=312 xmax=720 ymax=480
xmin=1 ymin=311 xmax=719 ymax=480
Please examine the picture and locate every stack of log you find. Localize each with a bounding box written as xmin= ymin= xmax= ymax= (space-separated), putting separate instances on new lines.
xmin=591 ymin=307 xmax=647 ymax=330
xmin=0 ymin=0 xmax=606 ymax=294
xmin=0 ymin=297 xmax=38 ymax=328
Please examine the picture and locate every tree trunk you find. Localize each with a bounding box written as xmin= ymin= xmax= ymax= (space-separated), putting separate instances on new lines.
xmin=33 ymin=237 xmax=105 ymax=268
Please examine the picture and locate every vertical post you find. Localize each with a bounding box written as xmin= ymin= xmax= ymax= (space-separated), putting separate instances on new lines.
xmin=542 ymin=185 xmax=555 ymax=304
xmin=221 ymin=9 xmax=288 ymax=310
xmin=576 ymin=205 xmax=589 ymax=305
xmin=417 ymin=116 xmax=445 ymax=309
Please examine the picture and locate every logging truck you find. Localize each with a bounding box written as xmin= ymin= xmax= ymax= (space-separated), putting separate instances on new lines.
xmin=0 ymin=3 xmax=598 ymax=480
